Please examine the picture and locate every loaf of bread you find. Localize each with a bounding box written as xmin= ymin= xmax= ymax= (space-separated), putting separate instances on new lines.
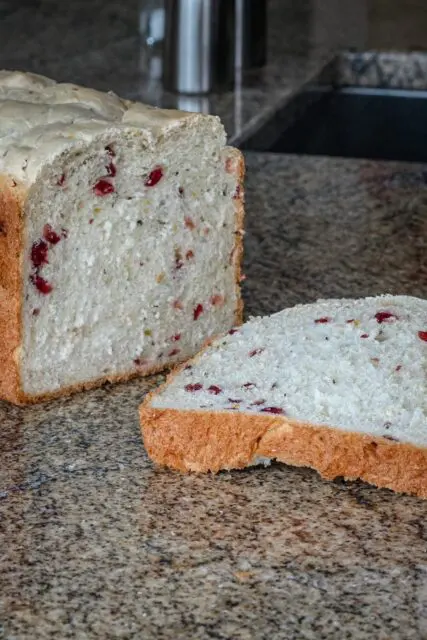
xmin=0 ymin=71 xmax=244 ymax=405
xmin=140 ymin=295 xmax=427 ymax=498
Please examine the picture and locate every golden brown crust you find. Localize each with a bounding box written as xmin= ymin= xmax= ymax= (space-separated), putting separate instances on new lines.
xmin=140 ymin=402 xmax=427 ymax=498
xmin=0 ymin=177 xmax=25 ymax=404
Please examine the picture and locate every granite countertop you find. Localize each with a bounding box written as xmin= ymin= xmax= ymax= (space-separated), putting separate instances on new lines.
xmin=2 ymin=1 xmax=427 ymax=639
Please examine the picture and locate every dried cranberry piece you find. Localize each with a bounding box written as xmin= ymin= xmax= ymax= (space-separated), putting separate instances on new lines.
xmin=233 ymin=184 xmax=241 ymax=200
xmin=31 ymin=240 xmax=49 ymax=268
xmin=168 ymin=348 xmax=180 ymax=357
xmin=249 ymin=348 xmax=264 ymax=357
xmin=43 ymin=224 xmax=61 ymax=245
xmin=184 ymin=216 xmax=195 ymax=230
xmin=30 ymin=274 xmax=52 ymax=295
xmin=89 ymin=219 xmax=94 ymax=224
xmin=346 ymin=319 xmax=355 ymax=324
xmin=395 ymin=365 xmax=402 ymax=372
xmin=105 ymin=161 xmax=117 ymax=177
xmin=193 ymin=304 xmax=204 ymax=321
xmin=185 ymin=383 xmax=203 ymax=392
xmin=261 ymin=407 xmax=284 ymax=415
xmin=228 ymin=328 xmax=239 ymax=335
xmin=315 ymin=317 xmax=331 ymax=324
xmin=208 ymin=385 xmax=222 ymax=395
xmin=360 ymin=333 xmax=369 ymax=339
xmin=418 ymin=331 xmax=427 ymax=342
xmin=145 ymin=166 xmax=164 ymax=187
xmin=375 ymin=311 xmax=398 ymax=324
xmin=243 ymin=382 xmax=255 ymax=389
xmin=93 ymin=179 xmax=115 ymax=196
xmin=57 ymin=173 xmax=66 ymax=186
xmin=171 ymin=334 xmax=181 ymax=342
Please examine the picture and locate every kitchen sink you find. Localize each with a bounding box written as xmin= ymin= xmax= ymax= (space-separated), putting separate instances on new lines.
xmin=240 ymin=86 xmax=427 ymax=164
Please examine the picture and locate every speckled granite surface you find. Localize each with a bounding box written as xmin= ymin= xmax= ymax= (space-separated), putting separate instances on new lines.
xmin=2 ymin=152 xmax=427 ymax=639
xmin=242 ymin=154 xmax=427 ymax=315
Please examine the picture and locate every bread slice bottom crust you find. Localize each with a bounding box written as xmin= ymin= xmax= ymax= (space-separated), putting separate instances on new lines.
xmin=140 ymin=403 xmax=427 ymax=498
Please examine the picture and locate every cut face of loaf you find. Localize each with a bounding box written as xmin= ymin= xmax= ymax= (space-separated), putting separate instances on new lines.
xmin=140 ymin=295 xmax=427 ymax=498
xmin=0 ymin=71 xmax=244 ymax=404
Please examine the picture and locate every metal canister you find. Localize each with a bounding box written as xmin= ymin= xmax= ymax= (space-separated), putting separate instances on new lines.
xmin=163 ymin=0 xmax=266 ymax=95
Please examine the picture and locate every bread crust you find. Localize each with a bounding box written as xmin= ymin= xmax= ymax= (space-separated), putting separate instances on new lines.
xmin=139 ymin=403 xmax=427 ymax=498
xmin=0 ymin=149 xmax=245 ymax=406
xmin=140 ymin=340 xmax=427 ymax=499
xmin=0 ymin=178 xmax=25 ymax=404
xmin=229 ymin=148 xmax=245 ymax=326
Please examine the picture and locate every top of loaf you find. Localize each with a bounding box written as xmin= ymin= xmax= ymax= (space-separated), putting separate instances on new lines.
xmin=0 ymin=70 xmax=224 ymax=184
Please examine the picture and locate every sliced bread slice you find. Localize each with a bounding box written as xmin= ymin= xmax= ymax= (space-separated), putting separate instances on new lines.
xmin=0 ymin=71 xmax=244 ymax=404
xmin=140 ymin=295 xmax=427 ymax=497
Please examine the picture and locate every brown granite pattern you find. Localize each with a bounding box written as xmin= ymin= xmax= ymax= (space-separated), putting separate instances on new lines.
xmin=2 ymin=153 xmax=427 ymax=639
xmin=242 ymin=153 xmax=427 ymax=315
